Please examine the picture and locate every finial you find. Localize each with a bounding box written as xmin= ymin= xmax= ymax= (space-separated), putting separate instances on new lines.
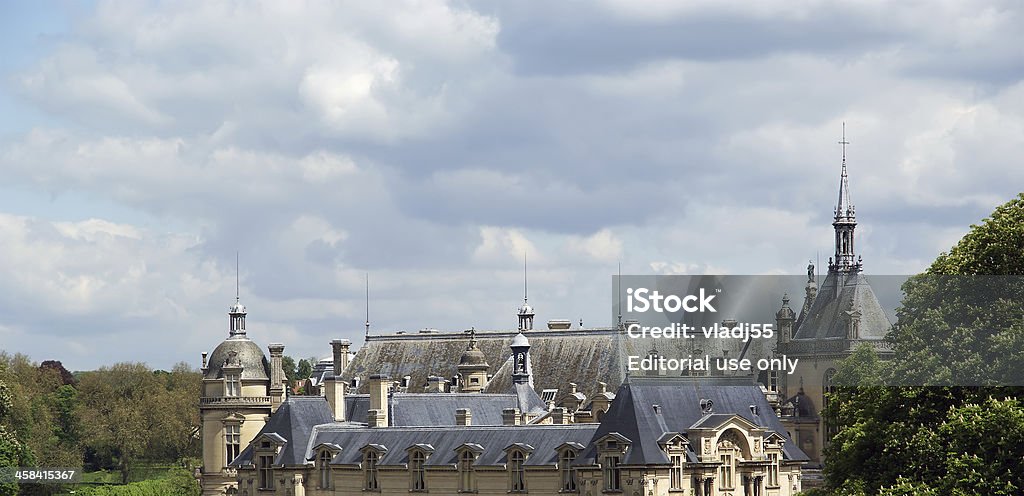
xmin=523 ymin=251 xmax=528 ymax=303
xmin=839 ymin=121 xmax=849 ymax=170
xmin=365 ymin=273 xmax=370 ymax=337
xmin=468 ymin=327 xmax=477 ymax=349
xmin=617 ymin=261 xmax=623 ymax=327
xmin=235 ymin=251 xmax=240 ymax=302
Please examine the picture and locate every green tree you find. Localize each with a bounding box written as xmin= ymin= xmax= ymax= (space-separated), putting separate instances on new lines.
xmin=77 ymin=363 xmax=165 ymax=483
xmin=1 ymin=377 xmax=35 ymax=496
xmin=825 ymin=193 xmax=1024 ymax=494
xmin=296 ymin=359 xmax=313 ymax=380
xmin=281 ymin=356 xmax=297 ymax=383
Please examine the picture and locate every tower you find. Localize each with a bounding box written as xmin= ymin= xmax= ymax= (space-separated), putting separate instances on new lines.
xmin=457 ymin=329 xmax=490 ymax=393
xmin=510 ymin=332 xmax=533 ymax=385
xmin=199 ymin=266 xmax=284 ymax=496
xmin=829 ymin=123 xmax=861 ymax=274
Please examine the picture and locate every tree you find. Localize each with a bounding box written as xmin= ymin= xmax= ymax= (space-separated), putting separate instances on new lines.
xmin=281 ymin=356 xmax=297 ymax=383
xmin=296 ymin=359 xmax=313 ymax=381
xmin=77 ymin=363 xmax=165 ymax=483
xmin=825 ymin=193 xmax=1024 ymax=494
xmin=0 ymin=377 xmax=35 ymax=496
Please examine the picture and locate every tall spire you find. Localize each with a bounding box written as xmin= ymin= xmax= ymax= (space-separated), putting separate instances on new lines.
xmin=517 ymin=253 xmax=535 ymax=331
xmin=830 ymin=122 xmax=861 ymax=273
xmin=364 ymin=273 xmax=370 ymax=337
xmin=228 ymin=253 xmax=247 ymax=337
xmin=835 ymin=122 xmax=853 ymax=221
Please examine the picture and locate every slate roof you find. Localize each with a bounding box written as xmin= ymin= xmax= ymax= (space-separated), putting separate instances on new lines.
xmin=793 ymin=271 xmax=891 ymax=340
xmin=307 ymin=424 xmax=599 ymax=467
xmin=342 ymin=393 xmax=525 ymax=426
xmin=232 ymin=396 xmax=335 ymax=466
xmin=576 ymin=376 xmax=808 ymax=466
xmin=344 ymin=325 xmax=777 ymax=403
xmin=204 ymin=336 xmax=270 ymax=380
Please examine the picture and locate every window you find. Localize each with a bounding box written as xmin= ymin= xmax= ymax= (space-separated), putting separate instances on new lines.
xmin=225 ymin=373 xmax=240 ymax=397
xmin=768 ymin=370 xmax=779 ymax=393
xmin=824 ymin=368 xmax=838 ymax=440
xmin=669 ymin=454 xmax=683 ymax=490
xmin=719 ymin=451 xmax=734 ymax=489
xmin=410 ymin=450 xmax=426 ymax=491
xmin=559 ymin=449 xmax=577 ymax=492
xmin=509 ymin=450 xmax=526 ymax=492
xmin=225 ymin=424 xmax=240 ymax=464
xmin=319 ymin=450 xmax=332 ymax=489
xmin=602 ymin=455 xmax=621 ymax=492
xmin=257 ymin=454 xmax=274 ymax=490
xmin=364 ymin=451 xmax=380 ymax=491
xmin=458 ymin=450 xmax=476 ymax=493
xmin=767 ymin=452 xmax=779 ymax=487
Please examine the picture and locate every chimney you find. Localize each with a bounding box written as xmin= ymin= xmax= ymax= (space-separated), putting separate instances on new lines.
xmin=426 ymin=376 xmax=446 ymax=393
xmin=456 ymin=408 xmax=472 ymax=426
xmin=331 ymin=339 xmax=350 ymax=375
xmin=324 ymin=340 xmax=346 ymax=422
xmin=268 ymin=343 xmax=286 ymax=412
xmin=369 ymin=374 xmax=389 ymax=427
xmin=324 ymin=376 xmax=346 ymax=422
xmin=368 ymin=409 xmax=385 ymax=428
xmin=552 ymin=407 xmax=571 ymax=425
xmin=502 ymin=408 xmax=520 ymax=426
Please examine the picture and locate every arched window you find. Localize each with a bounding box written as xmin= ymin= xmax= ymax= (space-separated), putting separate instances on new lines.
xmin=410 ymin=450 xmax=426 ymax=491
xmin=559 ymin=448 xmax=577 ymax=492
xmin=509 ymin=450 xmax=526 ymax=492
xmin=458 ymin=450 xmax=476 ymax=493
xmin=318 ymin=449 xmax=332 ymax=489
xmin=363 ymin=451 xmax=379 ymax=491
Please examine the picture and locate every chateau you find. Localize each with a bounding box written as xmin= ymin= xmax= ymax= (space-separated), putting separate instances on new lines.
xmin=198 ymin=145 xmax=890 ymax=495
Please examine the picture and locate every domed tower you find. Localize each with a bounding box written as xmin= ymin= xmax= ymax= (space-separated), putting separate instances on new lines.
xmin=199 ymin=295 xmax=285 ymax=496
xmin=457 ymin=329 xmax=490 ymax=393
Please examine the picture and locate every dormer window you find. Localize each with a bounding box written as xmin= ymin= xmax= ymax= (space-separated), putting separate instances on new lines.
xmin=363 ymin=451 xmax=380 ymax=491
xmin=596 ymin=434 xmax=629 ymax=493
xmin=559 ymin=447 xmax=578 ymax=492
xmin=257 ymin=454 xmax=274 ymax=490
xmin=410 ymin=450 xmax=427 ymax=492
xmin=603 ymin=454 xmax=621 ymax=492
xmin=508 ymin=449 xmax=527 ymax=492
xmin=225 ymin=373 xmax=240 ymax=397
xmin=319 ymin=449 xmax=332 ymax=489
xmin=767 ymin=452 xmax=779 ymax=487
xmin=458 ymin=449 xmax=478 ymax=493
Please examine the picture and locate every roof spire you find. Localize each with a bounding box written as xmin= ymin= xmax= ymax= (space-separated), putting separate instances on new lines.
xmin=517 ymin=252 xmax=535 ymax=331
xmin=523 ymin=251 xmax=528 ymax=304
xmin=836 ymin=122 xmax=853 ymax=220
xmin=831 ymin=122 xmax=860 ymax=273
xmin=228 ymin=252 xmax=247 ymax=337
xmin=365 ymin=273 xmax=370 ymax=337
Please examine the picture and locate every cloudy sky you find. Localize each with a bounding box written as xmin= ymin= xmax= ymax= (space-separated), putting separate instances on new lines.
xmin=1 ymin=0 xmax=1022 ymax=371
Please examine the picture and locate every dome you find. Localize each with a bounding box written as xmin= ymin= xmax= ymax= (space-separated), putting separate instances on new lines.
xmin=518 ymin=303 xmax=533 ymax=315
xmin=229 ymin=299 xmax=247 ymax=314
xmin=510 ymin=332 xmax=530 ymax=348
xmin=459 ymin=347 xmax=488 ymax=367
xmin=204 ymin=336 xmax=270 ymax=380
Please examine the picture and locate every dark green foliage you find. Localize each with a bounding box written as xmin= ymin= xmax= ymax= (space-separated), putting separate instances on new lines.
xmin=73 ymin=467 xmax=199 ymax=496
xmin=825 ymin=193 xmax=1024 ymax=494
xmin=296 ymin=358 xmax=313 ymax=380
xmin=281 ymin=356 xmax=297 ymax=383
